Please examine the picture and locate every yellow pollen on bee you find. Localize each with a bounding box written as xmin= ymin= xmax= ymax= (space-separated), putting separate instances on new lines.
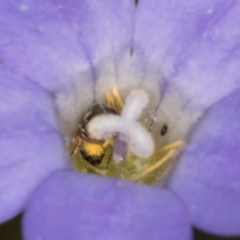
xmin=82 ymin=142 xmax=104 ymax=156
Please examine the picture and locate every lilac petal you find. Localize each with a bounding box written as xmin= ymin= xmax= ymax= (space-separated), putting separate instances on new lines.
xmin=23 ymin=171 xmax=191 ymax=240
xmin=0 ymin=0 xmax=134 ymax=90
xmin=0 ymin=0 xmax=135 ymax=221
xmin=134 ymin=0 xmax=240 ymax=110
xmin=0 ymin=67 xmax=70 ymax=223
xmin=167 ymin=90 xmax=240 ymax=235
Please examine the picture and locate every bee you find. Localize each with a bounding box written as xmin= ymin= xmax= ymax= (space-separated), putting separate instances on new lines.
xmin=71 ymin=104 xmax=120 ymax=166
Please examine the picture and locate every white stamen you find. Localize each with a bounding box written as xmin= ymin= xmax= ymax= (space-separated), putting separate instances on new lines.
xmin=126 ymin=122 xmax=154 ymax=158
xmin=121 ymin=89 xmax=149 ymax=121
xmin=87 ymin=115 xmax=125 ymax=140
xmin=87 ymin=89 xmax=154 ymax=158
xmin=88 ymin=116 xmax=154 ymax=158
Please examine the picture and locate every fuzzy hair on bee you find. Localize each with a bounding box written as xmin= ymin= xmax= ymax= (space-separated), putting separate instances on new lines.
xmin=71 ymin=104 xmax=119 ymax=166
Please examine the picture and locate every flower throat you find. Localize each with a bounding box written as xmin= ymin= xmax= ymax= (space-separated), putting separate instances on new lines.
xmin=70 ymin=86 xmax=183 ymax=184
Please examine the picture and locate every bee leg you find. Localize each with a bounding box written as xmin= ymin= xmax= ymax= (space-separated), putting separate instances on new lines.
xmin=102 ymin=137 xmax=114 ymax=148
xmin=70 ymin=135 xmax=82 ymax=156
xmin=98 ymin=145 xmax=114 ymax=169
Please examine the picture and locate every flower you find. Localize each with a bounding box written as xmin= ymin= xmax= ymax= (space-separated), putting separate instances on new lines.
xmin=0 ymin=0 xmax=240 ymax=239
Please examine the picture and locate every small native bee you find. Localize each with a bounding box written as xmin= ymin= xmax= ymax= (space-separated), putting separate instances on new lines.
xmin=71 ymin=104 xmax=119 ymax=166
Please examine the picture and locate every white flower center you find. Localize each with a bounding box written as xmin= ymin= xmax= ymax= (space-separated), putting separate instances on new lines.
xmin=87 ymin=89 xmax=154 ymax=158
xmin=55 ymin=54 xmax=201 ymax=184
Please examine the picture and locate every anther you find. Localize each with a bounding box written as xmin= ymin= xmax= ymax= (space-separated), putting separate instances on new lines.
xmin=105 ymin=92 xmax=115 ymax=108
xmin=131 ymin=149 xmax=177 ymax=182
xmin=152 ymin=140 xmax=183 ymax=160
xmin=112 ymin=85 xmax=124 ymax=110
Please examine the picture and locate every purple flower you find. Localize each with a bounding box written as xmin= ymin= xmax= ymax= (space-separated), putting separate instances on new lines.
xmin=0 ymin=0 xmax=240 ymax=239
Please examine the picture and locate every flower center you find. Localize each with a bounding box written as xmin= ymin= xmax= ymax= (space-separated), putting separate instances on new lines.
xmin=68 ymin=86 xmax=184 ymax=184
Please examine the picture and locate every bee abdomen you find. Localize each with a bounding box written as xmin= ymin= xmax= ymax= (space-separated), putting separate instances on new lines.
xmin=80 ymin=150 xmax=104 ymax=165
